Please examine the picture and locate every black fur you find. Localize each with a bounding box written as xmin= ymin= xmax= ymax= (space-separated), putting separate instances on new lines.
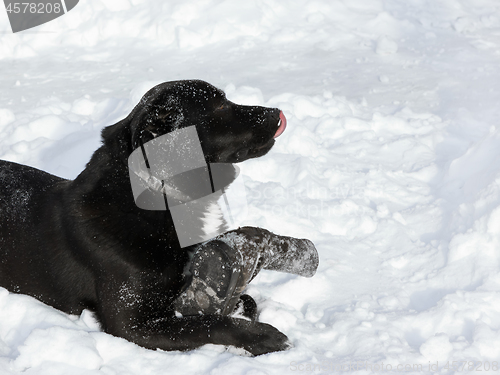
xmin=0 ymin=80 xmax=290 ymax=356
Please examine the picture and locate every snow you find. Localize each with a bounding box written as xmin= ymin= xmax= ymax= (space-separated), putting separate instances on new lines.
xmin=1 ymin=0 xmax=500 ymax=373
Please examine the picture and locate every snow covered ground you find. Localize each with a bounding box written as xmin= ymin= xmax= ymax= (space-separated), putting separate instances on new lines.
xmin=1 ymin=0 xmax=500 ymax=373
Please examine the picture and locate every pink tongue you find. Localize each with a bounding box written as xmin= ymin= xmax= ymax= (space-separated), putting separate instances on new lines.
xmin=274 ymin=111 xmax=287 ymax=138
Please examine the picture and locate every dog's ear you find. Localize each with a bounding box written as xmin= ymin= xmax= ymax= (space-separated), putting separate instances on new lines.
xmin=101 ymin=119 xmax=134 ymax=161
xmin=131 ymin=101 xmax=184 ymax=150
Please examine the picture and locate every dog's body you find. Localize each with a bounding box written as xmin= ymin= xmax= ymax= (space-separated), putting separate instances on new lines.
xmin=0 ymin=80 xmax=292 ymax=355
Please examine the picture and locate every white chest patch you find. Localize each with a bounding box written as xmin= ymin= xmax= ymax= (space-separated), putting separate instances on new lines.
xmin=201 ymin=201 xmax=226 ymax=238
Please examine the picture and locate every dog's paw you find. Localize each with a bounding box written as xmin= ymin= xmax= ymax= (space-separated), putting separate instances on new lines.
xmin=231 ymin=294 xmax=258 ymax=321
xmin=239 ymin=321 xmax=293 ymax=356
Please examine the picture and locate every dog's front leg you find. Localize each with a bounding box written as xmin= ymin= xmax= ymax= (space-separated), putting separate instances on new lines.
xmin=94 ymin=272 xmax=290 ymax=356
xmin=131 ymin=315 xmax=291 ymax=356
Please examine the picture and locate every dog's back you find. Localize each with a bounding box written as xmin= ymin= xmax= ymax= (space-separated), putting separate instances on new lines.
xmin=0 ymin=160 xmax=95 ymax=313
xmin=0 ymin=160 xmax=62 ymax=243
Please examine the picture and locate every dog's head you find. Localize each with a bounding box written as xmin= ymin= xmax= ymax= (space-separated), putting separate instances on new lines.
xmin=104 ymin=80 xmax=286 ymax=164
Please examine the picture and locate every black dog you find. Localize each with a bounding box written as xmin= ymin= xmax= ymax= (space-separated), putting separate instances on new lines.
xmin=0 ymin=80 xmax=314 ymax=356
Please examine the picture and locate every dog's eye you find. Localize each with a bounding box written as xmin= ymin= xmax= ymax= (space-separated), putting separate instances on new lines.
xmin=164 ymin=114 xmax=174 ymax=122
xmin=157 ymin=108 xmax=176 ymax=123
